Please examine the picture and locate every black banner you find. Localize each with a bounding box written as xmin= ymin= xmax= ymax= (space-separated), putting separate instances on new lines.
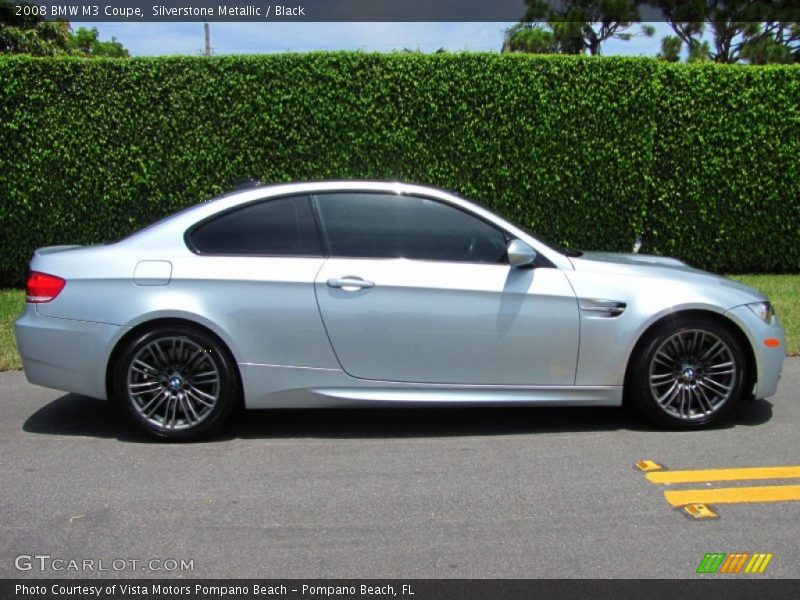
xmin=9 ymin=0 xmax=800 ymax=23
xmin=2 ymin=580 xmax=800 ymax=600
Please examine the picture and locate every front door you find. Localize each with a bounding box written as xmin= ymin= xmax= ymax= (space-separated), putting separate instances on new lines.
xmin=312 ymin=192 xmax=579 ymax=385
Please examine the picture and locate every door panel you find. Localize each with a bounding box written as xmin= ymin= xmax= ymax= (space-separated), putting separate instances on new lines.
xmin=315 ymin=259 xmax=579 ymax=385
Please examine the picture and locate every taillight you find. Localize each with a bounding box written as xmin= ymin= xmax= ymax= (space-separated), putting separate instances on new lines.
xmin=26 ymin=271 xmax=66 ymax=303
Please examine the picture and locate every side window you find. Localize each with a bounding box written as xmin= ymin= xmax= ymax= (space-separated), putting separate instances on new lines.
xmin=315 ymin=193 xmax=508 ymax=263
xmin=188 ymin=195 xmax=322 ymax=256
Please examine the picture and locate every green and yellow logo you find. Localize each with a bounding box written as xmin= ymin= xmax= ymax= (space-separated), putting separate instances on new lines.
xmin=697 ymin=552 xmax=773 ymax=574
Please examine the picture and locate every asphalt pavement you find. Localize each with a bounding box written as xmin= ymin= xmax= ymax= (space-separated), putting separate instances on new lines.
xmin=1 ymin=361 xmax=798 ymax=579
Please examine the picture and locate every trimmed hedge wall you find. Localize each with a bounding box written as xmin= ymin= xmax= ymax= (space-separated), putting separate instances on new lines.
xmin=650 ymin=64 xmax=800 ymax=273
xmin=0 ymin=53 xmax=798 ymax=286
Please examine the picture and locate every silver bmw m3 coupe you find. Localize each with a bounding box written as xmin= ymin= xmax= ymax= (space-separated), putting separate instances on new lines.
xmin=15 ymin=181 xmax=786 ymax=439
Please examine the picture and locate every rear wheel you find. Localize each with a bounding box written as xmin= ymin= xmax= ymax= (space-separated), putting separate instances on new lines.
xmin=629 ymin=316 xmax=748 ymax=429
xmin=113 ymin=325 xmax=239 ymax=440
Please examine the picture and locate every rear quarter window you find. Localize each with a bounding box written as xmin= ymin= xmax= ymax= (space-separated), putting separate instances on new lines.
xmin=187 ymin=195 xmax=322 ymax=256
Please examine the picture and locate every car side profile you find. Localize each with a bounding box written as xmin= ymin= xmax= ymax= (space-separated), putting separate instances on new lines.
xmin=15 ymin=182 xmax=786 ymax=439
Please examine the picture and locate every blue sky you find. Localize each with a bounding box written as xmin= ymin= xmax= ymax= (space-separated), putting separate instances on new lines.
xmin=81 ymin=22 xmax=674 ymax=56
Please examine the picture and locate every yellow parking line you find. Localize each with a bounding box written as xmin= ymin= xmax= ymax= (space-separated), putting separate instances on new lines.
xmin=647 ymin=465 xmax=800 ymax=484
xmin=664 ymin=485 xmax=800 ymax=507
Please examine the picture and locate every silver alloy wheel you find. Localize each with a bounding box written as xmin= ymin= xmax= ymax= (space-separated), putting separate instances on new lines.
xmin=648 ymin=328 xmax=737 ymax=421
xmin=126 ymin=336 xmax=221 ymax=431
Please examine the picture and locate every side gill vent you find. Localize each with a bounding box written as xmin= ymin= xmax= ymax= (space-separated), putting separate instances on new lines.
xmin=579 ymin=299 xmax=627 ymax=318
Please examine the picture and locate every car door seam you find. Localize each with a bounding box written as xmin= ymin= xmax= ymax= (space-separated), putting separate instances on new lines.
xmin=312 ymin=257 xmax=349 ymax=372
xmin=562 ymin=272 xmax=583 ymax=386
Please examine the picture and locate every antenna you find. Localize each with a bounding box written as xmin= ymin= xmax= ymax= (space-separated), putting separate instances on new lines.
xmin=204 ymin=21 xmax=211 ymax=56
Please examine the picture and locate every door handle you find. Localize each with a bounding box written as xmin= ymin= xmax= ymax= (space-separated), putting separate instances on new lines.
xmin=327 ymin=277 xmax=375 ymax=291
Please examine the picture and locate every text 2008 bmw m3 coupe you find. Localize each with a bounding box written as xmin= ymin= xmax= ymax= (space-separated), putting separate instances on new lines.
xmin=15 ymin=182 xmax=785 ymax=439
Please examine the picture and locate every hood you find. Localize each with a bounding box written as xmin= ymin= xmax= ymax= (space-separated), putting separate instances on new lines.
xmin=569 ymin=251 xmax=766 ymax=301
xmin=576 ymin=251 xmax=693 ymax=269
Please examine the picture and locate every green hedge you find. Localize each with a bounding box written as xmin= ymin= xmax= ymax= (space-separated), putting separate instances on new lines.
xmin=650 ymin=64 xmax=800 ymax=273
xmin=0 ymin=53 xmax=798 ymax=286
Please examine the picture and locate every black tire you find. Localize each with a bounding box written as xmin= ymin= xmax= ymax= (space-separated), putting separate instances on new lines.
xmin=628 ymin=315 xmax=748 ymax=430
xmin=112 ymin=324 xmax=239 ymax=440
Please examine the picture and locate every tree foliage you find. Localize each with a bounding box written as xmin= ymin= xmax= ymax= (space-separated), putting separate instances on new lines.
xmin=502 ymin=24 xmax=562 ymax=54
xmin=504 ymin=0 xmax=654 ymax=55
xmin=0 ymin=1 xmax=129 ymax=57
xmin=0 ymin=1 xmax=71 ymax=55
xmin=658 ymin=35 xmax=682 ymax=62
xmin=654 ymin=0 xmax=799 ymax=64
xmin=71 ymin=27 xmax=129 ymax=58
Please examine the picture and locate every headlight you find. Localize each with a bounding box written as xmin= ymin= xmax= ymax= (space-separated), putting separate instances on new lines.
xmin=746 ymin=301 xmax=774 ymax=324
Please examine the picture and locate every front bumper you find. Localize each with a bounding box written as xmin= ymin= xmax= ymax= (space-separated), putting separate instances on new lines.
xmin=725 ymin=304 xmax=786 ymax=399
xmin=14 ymin=305 xmax=127 ymax=400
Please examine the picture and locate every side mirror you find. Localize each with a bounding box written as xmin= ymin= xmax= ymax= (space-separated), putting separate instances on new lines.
xmin=507 ymin=239 xmax=537 ymax=268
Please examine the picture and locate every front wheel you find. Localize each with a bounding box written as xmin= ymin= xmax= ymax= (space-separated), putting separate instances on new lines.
xmin=112 ymin=325 xmax=239 ymax=440
xmin=629 ymin=316 xmax=748 ymax=429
